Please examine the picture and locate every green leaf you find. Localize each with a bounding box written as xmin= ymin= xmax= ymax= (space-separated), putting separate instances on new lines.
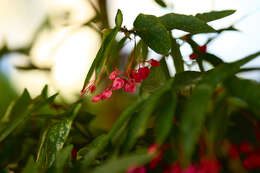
xmin=0 ymin=89 xmax=31 ymax=142
xmin=134 ymin=14 xmax=171 ymax=55
xmin=55 ymin=144 xmax=73 ymax=173
xmin=201 ymin=53 xmax=224 ymax=66
xmin=180 ymin=51 xmax=260 ymax=163
xmin=92 ymin=153 xmax=152 ymax=173
xmin=82 ymin=27 xmax=119 ymax=87
xmin=108 ymin=97 xmax=147 ymax=139
xmin=155 ymin=92 xmax=177 ymax=144
xmin=207 ymin=95 xmax=229 ymax=143
xmin=159 ymin=13 xmax=216 ymax=33
xmin=195 ymin=10 xmax=236 ymax=23
xmin=136 ymin=40 xmax=148 ymax=62
xmin=123 ymin=79 xmax=174 ymax=152
xmin=201 ymin=51 xmax=260 ymax=86
xmin=180 ymin=84 xmax=213 ymax=164
xmin=173 ymin=71 xmax=203 ymax=90
xmin=22 ymin=156 xmax=38 ymax=173
xmin=141 ymin=61 xmax=170 ymax=93
xmin=81 ymin=134 xmax=109 ymax=170
xmin=115 ymin=9 xmax=123 ymax=27
xmin=170 ymin=36 xmax=184 ymax=73
xmin=36 ymin=103 xmax=81 ymax=168
xmin=41 ymin=85 xmax=48 ymax=98
xmin=225 ymin=77 xmax=260 ymax=114
xmin=154 ymin=0 xmax=167 ymax=7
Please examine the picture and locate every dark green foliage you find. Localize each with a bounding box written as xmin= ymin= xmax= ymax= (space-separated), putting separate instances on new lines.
xmin=1 ymin=8 xmax=260 ymax=173
xmin=195 ymin=10 xmax=236 ymax=22
xmin=134 ymin=14 xmax=171 ymax=55
xmin=159 ymin=13 xmax=216 ymax=33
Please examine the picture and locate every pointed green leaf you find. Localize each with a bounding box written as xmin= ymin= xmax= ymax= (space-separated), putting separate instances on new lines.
xmin=92 ymin=153 xmax=151 ymax=173
xmin=136 ymin=40 xmax=148 ymax=62
xmin=154 ymin=0 xmax=167 ymax=7
xmin=55 ymin=144 xmax=73 ymax=173
xmin=155 ymin=92 xmax=177 ymax=144
xmin=180 ymin=84 xmax=213 ymax=164
xmin=36 ymin=103 xmax=81 ymax=168
xmin=124 ymin=79 xmax=174 ymax=151
xmin=170 ymin=36 xmax=184 ymax=73
xmin=201 ymin=53 xmax=224 ymax=66
xmin=225 ymin=77 xmax=260 ymax=114
xmin=195 ymin=10 xmax=236 ymax=23
xmin=180 ymin=51 xmax=260 ymax=163
xmin=22 ymin=156 xmax=38 ymax=173
xmin=159 ymin=13 xmax=216 ymax=33
xmin=0 ymin=89 xmax=31 ymax=142
xmin=134 ymin=14 xmax=171 ymax=55
xmin=81 ymin=134 xmax=109 ymax=170
xmin=108 ymin=97 xmax=147 ymax=139
xmin=115 ymin=9 xmax=123 ymax=27
xmin=141 ymin=61 xmax=170 ymax=93
xmin=82 ymin=27 xmax=119 ymax=87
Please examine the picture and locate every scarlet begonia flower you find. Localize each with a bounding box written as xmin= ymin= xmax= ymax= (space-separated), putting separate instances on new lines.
xmin=71 ymin=148 xmax=77 ymax=160
xmin=243 ymin=153 xmax=260 ymax=170
xmin=132 ymin=71 xmax=142 ymax=83
xmin=150 ymin=59 xmax=160 ymax=67
xmin=228 ymin=143 xmax=240 ymax=159
xmin=198 ymin=158 xmax=221 ymax=173
xmin=138 ymin=67 xmax=150 ymax=80
xmin=239 ymin=142 xmax=254 ymax=154
xmin=149 ymin=152 xmax=163 ymax=170
xmin=183 ymin=165 xmax=197 ymax=173
xmin=89 ymin=84 xmax=96 ymax=93
xmin=112 ymin=77 xmax=125 ymax=90
xmin=92 ymin=94 xmax=102 ymax=102
xmin=92 ymin=88 xmax=112 ymax=102
xmin=124 ymin=81 xmax=136 ymax=93
xmin=199 ymin=45 xmax=207 ymax=53
xmin=189 ymin=53 xmax=198 ymax=60
xmin=109 ymin=70 xmax=118 ymax=80
xmin=148 ymin=144 xmax=160 ymax=155
xmin=101 ymin=88 xmax=112 ymax=99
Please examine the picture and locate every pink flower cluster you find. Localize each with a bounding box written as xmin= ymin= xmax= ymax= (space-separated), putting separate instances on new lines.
xmin=91 ymin=59 xmax=160 ymax=102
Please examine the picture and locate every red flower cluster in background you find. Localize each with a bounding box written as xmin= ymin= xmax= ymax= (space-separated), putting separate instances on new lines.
xmin=127 ymin=144 xmax=221 ymax=173
xmin=91 ymin=59 xmax=160 ymax=102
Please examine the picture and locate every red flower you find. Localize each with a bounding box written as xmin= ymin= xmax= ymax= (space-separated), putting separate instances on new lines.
xmin=101 ymin=88 xmax=112 ymax=99
xmin=92 ymin=88 xmax=112 ymax=102
xmin=92 ymin=94 xmax=102 ymax=102
xmin=124 ymin=81 xmax=136 ymax=93
xmin=184 ymin=165 xmax=197 ymax=173
xmin=239 ymin=142 xmax=254 ymax=154
xmin=148 ymin=144 xmax=160 ymax=155
xmin=189 ymin=53 xmax=198 ymax=60
xmin=243 ymin=153 xmax=260 ymax=170
xmin=71 ymin=148 xmax=77 ymax=160
xmin=132 ymin=71 xmax=143 ymax=83
xmin=199 ymin=45 xmax=207 ymax=53
xmin=127 ymin=165 xmax=146 ymax=173
xmin=138 ymin=67 xmax=150 ymax=80
xmin=150 ymin=59 xmax=160 ymax=67
xmin=109 ymin=70 xmax=118 ymax=80
xmin=228 ymin=143 xmax=240 ymax=159
xmin=198 ymin=158 xmax=221 ymax=173
xmin=112 ymin=77 xmax=125 ymax=90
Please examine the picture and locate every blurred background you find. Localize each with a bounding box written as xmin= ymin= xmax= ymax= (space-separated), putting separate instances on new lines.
xmin=0 ymin=0 xmax=259 ymax=113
